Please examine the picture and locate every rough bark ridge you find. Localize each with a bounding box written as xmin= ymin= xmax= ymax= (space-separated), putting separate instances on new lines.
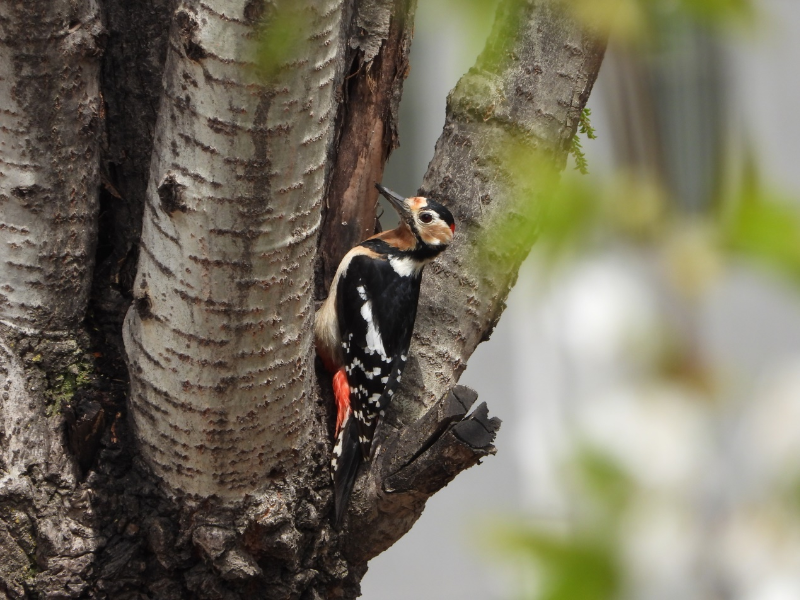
xmin=0 ymin=2 xmax=106 ymax=597
xmin=0 ymin=1 xmax=103 ymax=329
xmin=123 ymin=0 xmax=349 ymax=498
xmin=0 ymin=0 xmax=606 ymax=598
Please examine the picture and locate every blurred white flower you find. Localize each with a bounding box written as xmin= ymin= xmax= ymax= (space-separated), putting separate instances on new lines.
xmin=740 ymin=358 xmax=800 ymax=488
xmin=575 ymin=386 xmax=712 ymax=493
xmin=557 ymin=255 xmax=659 ymax=376
xmin=621 ymin=497 xmax=701 ymax=600
xmin=745 ymin=578 xmax=800 ymax=600
xmin=716 ymin=499 xmax=800 ymax=600
xmin=512 ymin=253 xmax=661 ymax=512
xmin=507 ymin=250 xmax=800 ymax=600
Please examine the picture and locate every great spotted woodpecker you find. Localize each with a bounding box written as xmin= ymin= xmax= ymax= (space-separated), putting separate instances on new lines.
xmin=315 ymin=183 xmax=455 ymax=523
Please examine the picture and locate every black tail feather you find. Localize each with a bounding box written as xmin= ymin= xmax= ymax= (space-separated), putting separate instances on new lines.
xmin=333 ymin=414 xmax=362 ymax=526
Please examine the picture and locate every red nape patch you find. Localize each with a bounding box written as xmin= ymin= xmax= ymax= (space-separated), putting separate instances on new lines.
xmin=450 ymin=223 xmax=456 ymax=234
xmin=332 ymin=368 xmax=350 ymax=437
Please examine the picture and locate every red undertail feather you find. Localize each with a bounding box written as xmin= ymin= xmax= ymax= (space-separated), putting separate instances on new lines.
xmin=333 ymin=368 xmax=350 ymax=437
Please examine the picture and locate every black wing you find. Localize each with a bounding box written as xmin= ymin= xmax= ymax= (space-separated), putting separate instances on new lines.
xmin=337 ymin=252 xmax=421 ymax=458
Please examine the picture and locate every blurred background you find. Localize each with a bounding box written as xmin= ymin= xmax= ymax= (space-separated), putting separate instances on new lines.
xmin=363 ymin=0 xmax=800 ymax=598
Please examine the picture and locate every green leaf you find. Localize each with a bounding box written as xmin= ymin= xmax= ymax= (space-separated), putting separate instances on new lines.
xmin=578 ymin=108 xmax=597 ymax=140
xmin=723 ymin=194 xmax=800 ymax=283
xmin=569 ymin=108 xmax=596 ymax=175
xmin=574 ymin=447 xmax=634 ymax=513
xmin=570 ymin=134 xmax=589 ymax=175
xmin=490 ymin=525 xmax=622 ymax=600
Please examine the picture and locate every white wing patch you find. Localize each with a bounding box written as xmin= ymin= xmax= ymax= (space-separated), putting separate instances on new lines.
xmin=360 ymin=299 xmax=387 ymax=359
xmin=330 ymin=411 xmax=351 ymax=477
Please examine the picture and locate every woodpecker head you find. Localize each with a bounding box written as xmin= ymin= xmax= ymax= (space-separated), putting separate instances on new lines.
xmin=376 ymin=183 xmax=455 ymax=249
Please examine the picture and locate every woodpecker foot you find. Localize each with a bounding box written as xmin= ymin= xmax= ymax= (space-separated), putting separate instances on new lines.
xmin=333 ymin=368 xmax=350 ymax=438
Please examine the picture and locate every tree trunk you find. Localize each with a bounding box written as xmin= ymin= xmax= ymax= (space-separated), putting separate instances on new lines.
xmin=0 ymin=0 xmax=606 ymax=598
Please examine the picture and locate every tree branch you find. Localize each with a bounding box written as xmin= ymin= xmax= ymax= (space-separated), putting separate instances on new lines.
xmin=403 ymin=0 xmax=606 ymax=421
xmin=337 ymin=0 xmax=607 ymax=562
xmin=341 ymin=386 xmax=499 ymax=565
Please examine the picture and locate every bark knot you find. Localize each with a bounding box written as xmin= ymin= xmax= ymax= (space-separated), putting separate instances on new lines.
xmin=157 ymin=174 xmax=188 ymax=214
xmin=175 ymin=9 xmax=207 ymax=62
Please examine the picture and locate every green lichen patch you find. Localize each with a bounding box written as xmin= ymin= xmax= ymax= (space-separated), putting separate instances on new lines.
xmin=0 ymin=325 xmax=100 ymax=418
xmin=46 ymin=358 xmax=95 ymax=417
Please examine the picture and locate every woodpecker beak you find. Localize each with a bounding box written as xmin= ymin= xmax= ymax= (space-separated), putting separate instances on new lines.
xmin=375 ymin=183 xmax=413 ymax=223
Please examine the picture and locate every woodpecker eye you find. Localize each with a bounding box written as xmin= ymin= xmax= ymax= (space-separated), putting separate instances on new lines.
xmin=419 ymin=212 xmax=433 ymax=224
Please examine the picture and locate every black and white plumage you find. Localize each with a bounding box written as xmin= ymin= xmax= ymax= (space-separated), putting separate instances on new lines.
xmin=315 ymin=183 xmax=455 ymax=524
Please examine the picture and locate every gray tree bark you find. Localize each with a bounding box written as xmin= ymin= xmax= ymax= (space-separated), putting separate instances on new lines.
xmin=0 ymin=0 xmax=605 ymax=598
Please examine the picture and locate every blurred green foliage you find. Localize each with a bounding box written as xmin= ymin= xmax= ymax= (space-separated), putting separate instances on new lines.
xmin=469 ymin=1 xmax=800 ymax=599
xmin=253 ymin=5 xmax=312 ymax=83
xmin=485 ymin=138 xmax=800 ymax=296
xmin=573 ymin=449 xmax=634 ymax=516
xmin=723 ymin=182 xmax=800 ymax=285
xmin=497 ymin=531 xmax=620 ymax=600
xmin=489 ymin=449 xmax=630 ymax=600
xmin=431 ymin=0 xmax=755 ymax=64
xmin=481 ymin=143 xmax=673 ymax=273
xmin=566 ymin=0 xmax=754 ymax=42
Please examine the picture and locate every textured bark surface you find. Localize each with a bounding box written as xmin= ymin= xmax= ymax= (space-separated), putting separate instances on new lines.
xmin=0 ymin=1 xmax=103 ymax=329
xmin=92 ymin=0 xmax=175 ymax=336
xmin=400 ymin=0 xmax=607 ymax=422
xmin=0 ymin=0 xmax=606 ymax=598
xmin=123 ymin=0 xmax=349 ymax=498
xmin=317 ymin=0 xmax=416 ymax=292
xmin=0 ymin=3 xmax=106 ymax=597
